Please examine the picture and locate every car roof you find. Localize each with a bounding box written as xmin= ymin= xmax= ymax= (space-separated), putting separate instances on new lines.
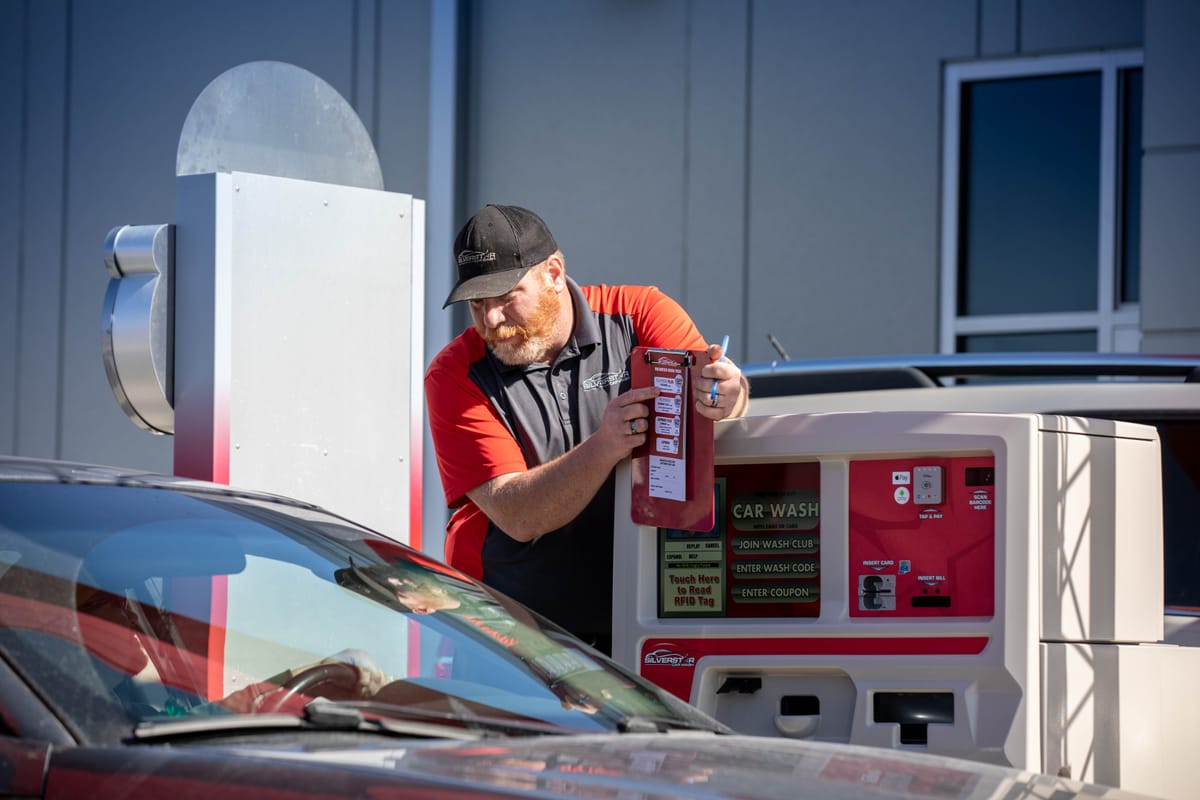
xmin=0 ymin=455 xmax=323 ymax=510
xmin=742 ymin=352 xmax=1200 ymax=420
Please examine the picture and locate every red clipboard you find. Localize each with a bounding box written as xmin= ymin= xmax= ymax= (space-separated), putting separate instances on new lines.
xmin=629 ymin=346 xmax=715 ymax=532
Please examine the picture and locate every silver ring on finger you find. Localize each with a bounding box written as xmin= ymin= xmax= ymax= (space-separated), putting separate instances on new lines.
xmin=629 ymin=419 xmax=638 ymax=436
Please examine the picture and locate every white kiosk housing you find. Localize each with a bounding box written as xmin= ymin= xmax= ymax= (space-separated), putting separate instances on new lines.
xmin=613 ymin=411 xmax=1197 ymax=800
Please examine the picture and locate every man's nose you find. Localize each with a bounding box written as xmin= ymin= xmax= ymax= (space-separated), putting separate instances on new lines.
xmin=482 ymin=302 xmax=506 ymax=328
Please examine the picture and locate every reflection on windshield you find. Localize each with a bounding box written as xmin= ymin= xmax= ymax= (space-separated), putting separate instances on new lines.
xmin=0 ymin=482 xmax=706 ymax=742
xmin=335 ymin=560 xmax=649 ymax=719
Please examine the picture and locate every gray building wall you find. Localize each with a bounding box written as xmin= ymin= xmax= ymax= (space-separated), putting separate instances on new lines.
xmin=1 ymin=0 xmax=1196 ymax=550
xmin=1141 ymin=0 xmax=1200 ymax=353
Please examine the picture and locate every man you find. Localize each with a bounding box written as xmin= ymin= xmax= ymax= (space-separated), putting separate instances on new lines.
xmin=425 ymin=204 xmax=749 ymax=654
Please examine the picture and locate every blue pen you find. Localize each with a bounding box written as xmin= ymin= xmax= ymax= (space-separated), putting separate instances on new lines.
xmin=710 ymin=335 xmax=730 ymax=405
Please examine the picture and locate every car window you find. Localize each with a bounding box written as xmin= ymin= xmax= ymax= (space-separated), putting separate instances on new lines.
xmin=0 ymin=482 xmax=708 ymax=743
xmin=1160 ymin=421 xmax=1200 ymax=610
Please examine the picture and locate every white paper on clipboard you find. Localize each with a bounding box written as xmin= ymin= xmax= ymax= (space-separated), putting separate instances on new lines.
xmin=647 ymin=358 xmax=688 ymax=500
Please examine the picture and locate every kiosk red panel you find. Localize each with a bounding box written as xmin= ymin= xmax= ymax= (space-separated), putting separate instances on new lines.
xmin=848 ymin=456 xmax=995 ymax=618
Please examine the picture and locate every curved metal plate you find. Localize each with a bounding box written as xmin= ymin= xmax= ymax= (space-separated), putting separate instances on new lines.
xmin=177 ymin=60 xmax=383 ymax=190
xmin=101 ymin=225 xmax=174 ymax=435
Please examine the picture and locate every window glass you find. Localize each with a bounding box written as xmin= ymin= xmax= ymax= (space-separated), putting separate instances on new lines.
xmin=0 ymin=482 xmax=713 ymax=743
xmin=958 ymin=330 xmax=1097 ymax=353
xmin=1158 ymin=422 xmax=1200 ymax=610
xmin=1119 ymin=68 xmax=1142 ymax=304
xmin=958 ymin=73 xmax=1101 ymax=316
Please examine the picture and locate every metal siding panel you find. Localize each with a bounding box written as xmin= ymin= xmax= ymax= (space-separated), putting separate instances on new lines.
xmin=1143 ymin=0 xmax=1200 ymax=149
xmin=377 ymin=0 xmax=432 ymax=199
xmin=1139 ymin=151 xmax=1200 ymax=340
xmin=466 ymin=0 xmax=687 ymax=293
xmin=746 ymin=0 xmax=974 ymax=362
xmin=685 ymin=0 xmax=750 ymax=357
xmin=0 ymin=0 xmax=26 ymax=454
xmin=16 ymin=0 xmax=68 ymax=458
xmin=979 ymin=0 xmax=1018 ymax=56
xmin=352 ymin=0 xmax=378 ymax=140
xmin=1019 ymin=0 xmax=1144 ymax=53
xmin=422 ymin=0 xmax=458 ymax=559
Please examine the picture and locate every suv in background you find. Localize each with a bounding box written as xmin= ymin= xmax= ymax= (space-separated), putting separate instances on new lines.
xmin=742 ymin=352 xmax=1200 ymax=647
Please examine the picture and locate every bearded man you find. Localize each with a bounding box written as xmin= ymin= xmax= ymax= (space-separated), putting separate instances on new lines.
xmin=425 ymin=204 xmax=749 ymax=654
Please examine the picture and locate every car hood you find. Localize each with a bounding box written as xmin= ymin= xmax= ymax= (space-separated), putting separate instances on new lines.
xmin=231 ymin=733 xmax=1156 ymax=799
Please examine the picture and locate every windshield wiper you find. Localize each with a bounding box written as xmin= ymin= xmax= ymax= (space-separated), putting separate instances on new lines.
xmin=318 ymin=698 xmax=572 ymax=738
xmin=131 ymin=700 xmax=487 ymax=742
xmin=613 ymin=714 xmax=729 ymax=734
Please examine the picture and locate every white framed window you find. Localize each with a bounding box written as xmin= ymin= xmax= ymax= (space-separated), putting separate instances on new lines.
xmin=939 ymin=51 xmax=1143 ymax=354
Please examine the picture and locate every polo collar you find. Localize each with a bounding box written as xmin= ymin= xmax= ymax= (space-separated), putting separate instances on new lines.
xmin=565 ymin=278 xmax=602 ymax=353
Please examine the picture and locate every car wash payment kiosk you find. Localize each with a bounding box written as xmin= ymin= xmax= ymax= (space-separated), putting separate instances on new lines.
xmin=613 ymin=411 xmax=1198 ymax=800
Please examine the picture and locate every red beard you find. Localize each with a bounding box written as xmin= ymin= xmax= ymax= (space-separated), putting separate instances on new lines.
xmin=481 ymin=282 xmax=561 ymax=365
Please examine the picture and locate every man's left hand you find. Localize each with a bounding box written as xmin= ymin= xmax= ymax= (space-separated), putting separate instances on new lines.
xmin=694 ymin=341 xmax=748 ymax=420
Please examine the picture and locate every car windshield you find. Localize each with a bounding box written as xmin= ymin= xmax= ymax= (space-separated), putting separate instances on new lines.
xmin=0 ymin=478 xmax=714 ymax=743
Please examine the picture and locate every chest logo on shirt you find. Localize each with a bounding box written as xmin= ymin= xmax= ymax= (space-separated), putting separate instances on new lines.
xmin=582 ymin=369 xmax=629 ymax=390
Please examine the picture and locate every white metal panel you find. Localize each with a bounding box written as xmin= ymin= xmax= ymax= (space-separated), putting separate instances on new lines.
xmin=1039 ymin=418 xmax=1163 ymax=643
xmin=175 ymin=171 xmax=418 ymax=543
xmin=227 ymin=171 xmax=414 ymax=540
xmin=1042 ymin=641 xmax=1200 ymax=800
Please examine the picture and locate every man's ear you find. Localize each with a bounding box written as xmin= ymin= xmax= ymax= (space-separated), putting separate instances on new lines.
xmin=543 ymin=252 xmax=566 ymax=290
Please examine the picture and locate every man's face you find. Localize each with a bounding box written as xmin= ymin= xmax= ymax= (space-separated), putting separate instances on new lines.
xmin=469 ymin=266 xmax=562 ymax=365
xmin=387 ymin=576 xmax=460 ymax=615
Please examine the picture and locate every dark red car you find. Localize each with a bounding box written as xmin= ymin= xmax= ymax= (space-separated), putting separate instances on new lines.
xmin=0 ymin=456 xmax=1158 ymax=799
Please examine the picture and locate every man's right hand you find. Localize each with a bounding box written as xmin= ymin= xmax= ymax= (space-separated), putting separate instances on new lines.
xmin=598 ymin=386 xmax=660 ymax=462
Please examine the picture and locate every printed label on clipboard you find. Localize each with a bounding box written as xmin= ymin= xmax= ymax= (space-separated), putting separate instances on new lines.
xmin=646 ymin=355 xmax=688 ymax=501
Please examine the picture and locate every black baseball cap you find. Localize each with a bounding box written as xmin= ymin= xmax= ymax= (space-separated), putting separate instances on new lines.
xmin=444 ymin=204 xmax=559 ymax=308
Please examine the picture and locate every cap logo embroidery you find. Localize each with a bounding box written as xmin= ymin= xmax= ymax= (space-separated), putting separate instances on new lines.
xmin=457 ymin=250 xmax=497 ymax=266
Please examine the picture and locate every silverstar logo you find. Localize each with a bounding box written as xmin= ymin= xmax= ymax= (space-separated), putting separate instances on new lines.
xmin=582 ymin=370 xmax=628 ymax=390
xmin=457 ymin=250 xmax=496 ymax=266
xmin=643 ymin=648 xmax=695 ymax=667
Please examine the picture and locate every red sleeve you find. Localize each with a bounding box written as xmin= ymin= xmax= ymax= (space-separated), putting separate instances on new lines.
xmin=444 ymin=503 xmax=487 ymax=579
xmin=584 ymin=284 xmax=708 ymax=352
xmin=424 ymin=330 xmax=528 ymax=510
xmin=635 ymin=286 xmax=708 ymax=350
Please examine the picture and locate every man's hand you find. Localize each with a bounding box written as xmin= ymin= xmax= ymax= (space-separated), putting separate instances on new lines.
xmin=694 ymin=341 xmax=749 ymax=419
xmin=323 ymin=648 xmax=390 ymax=696
xmin=216 ymin=648 xmax=391 ymax=715
xmin=597 ymin=385 xmax=660 ymax=461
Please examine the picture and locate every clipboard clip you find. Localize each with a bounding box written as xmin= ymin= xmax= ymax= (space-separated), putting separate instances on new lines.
xmin=642 ymin=348 xmax=694 ymax=367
